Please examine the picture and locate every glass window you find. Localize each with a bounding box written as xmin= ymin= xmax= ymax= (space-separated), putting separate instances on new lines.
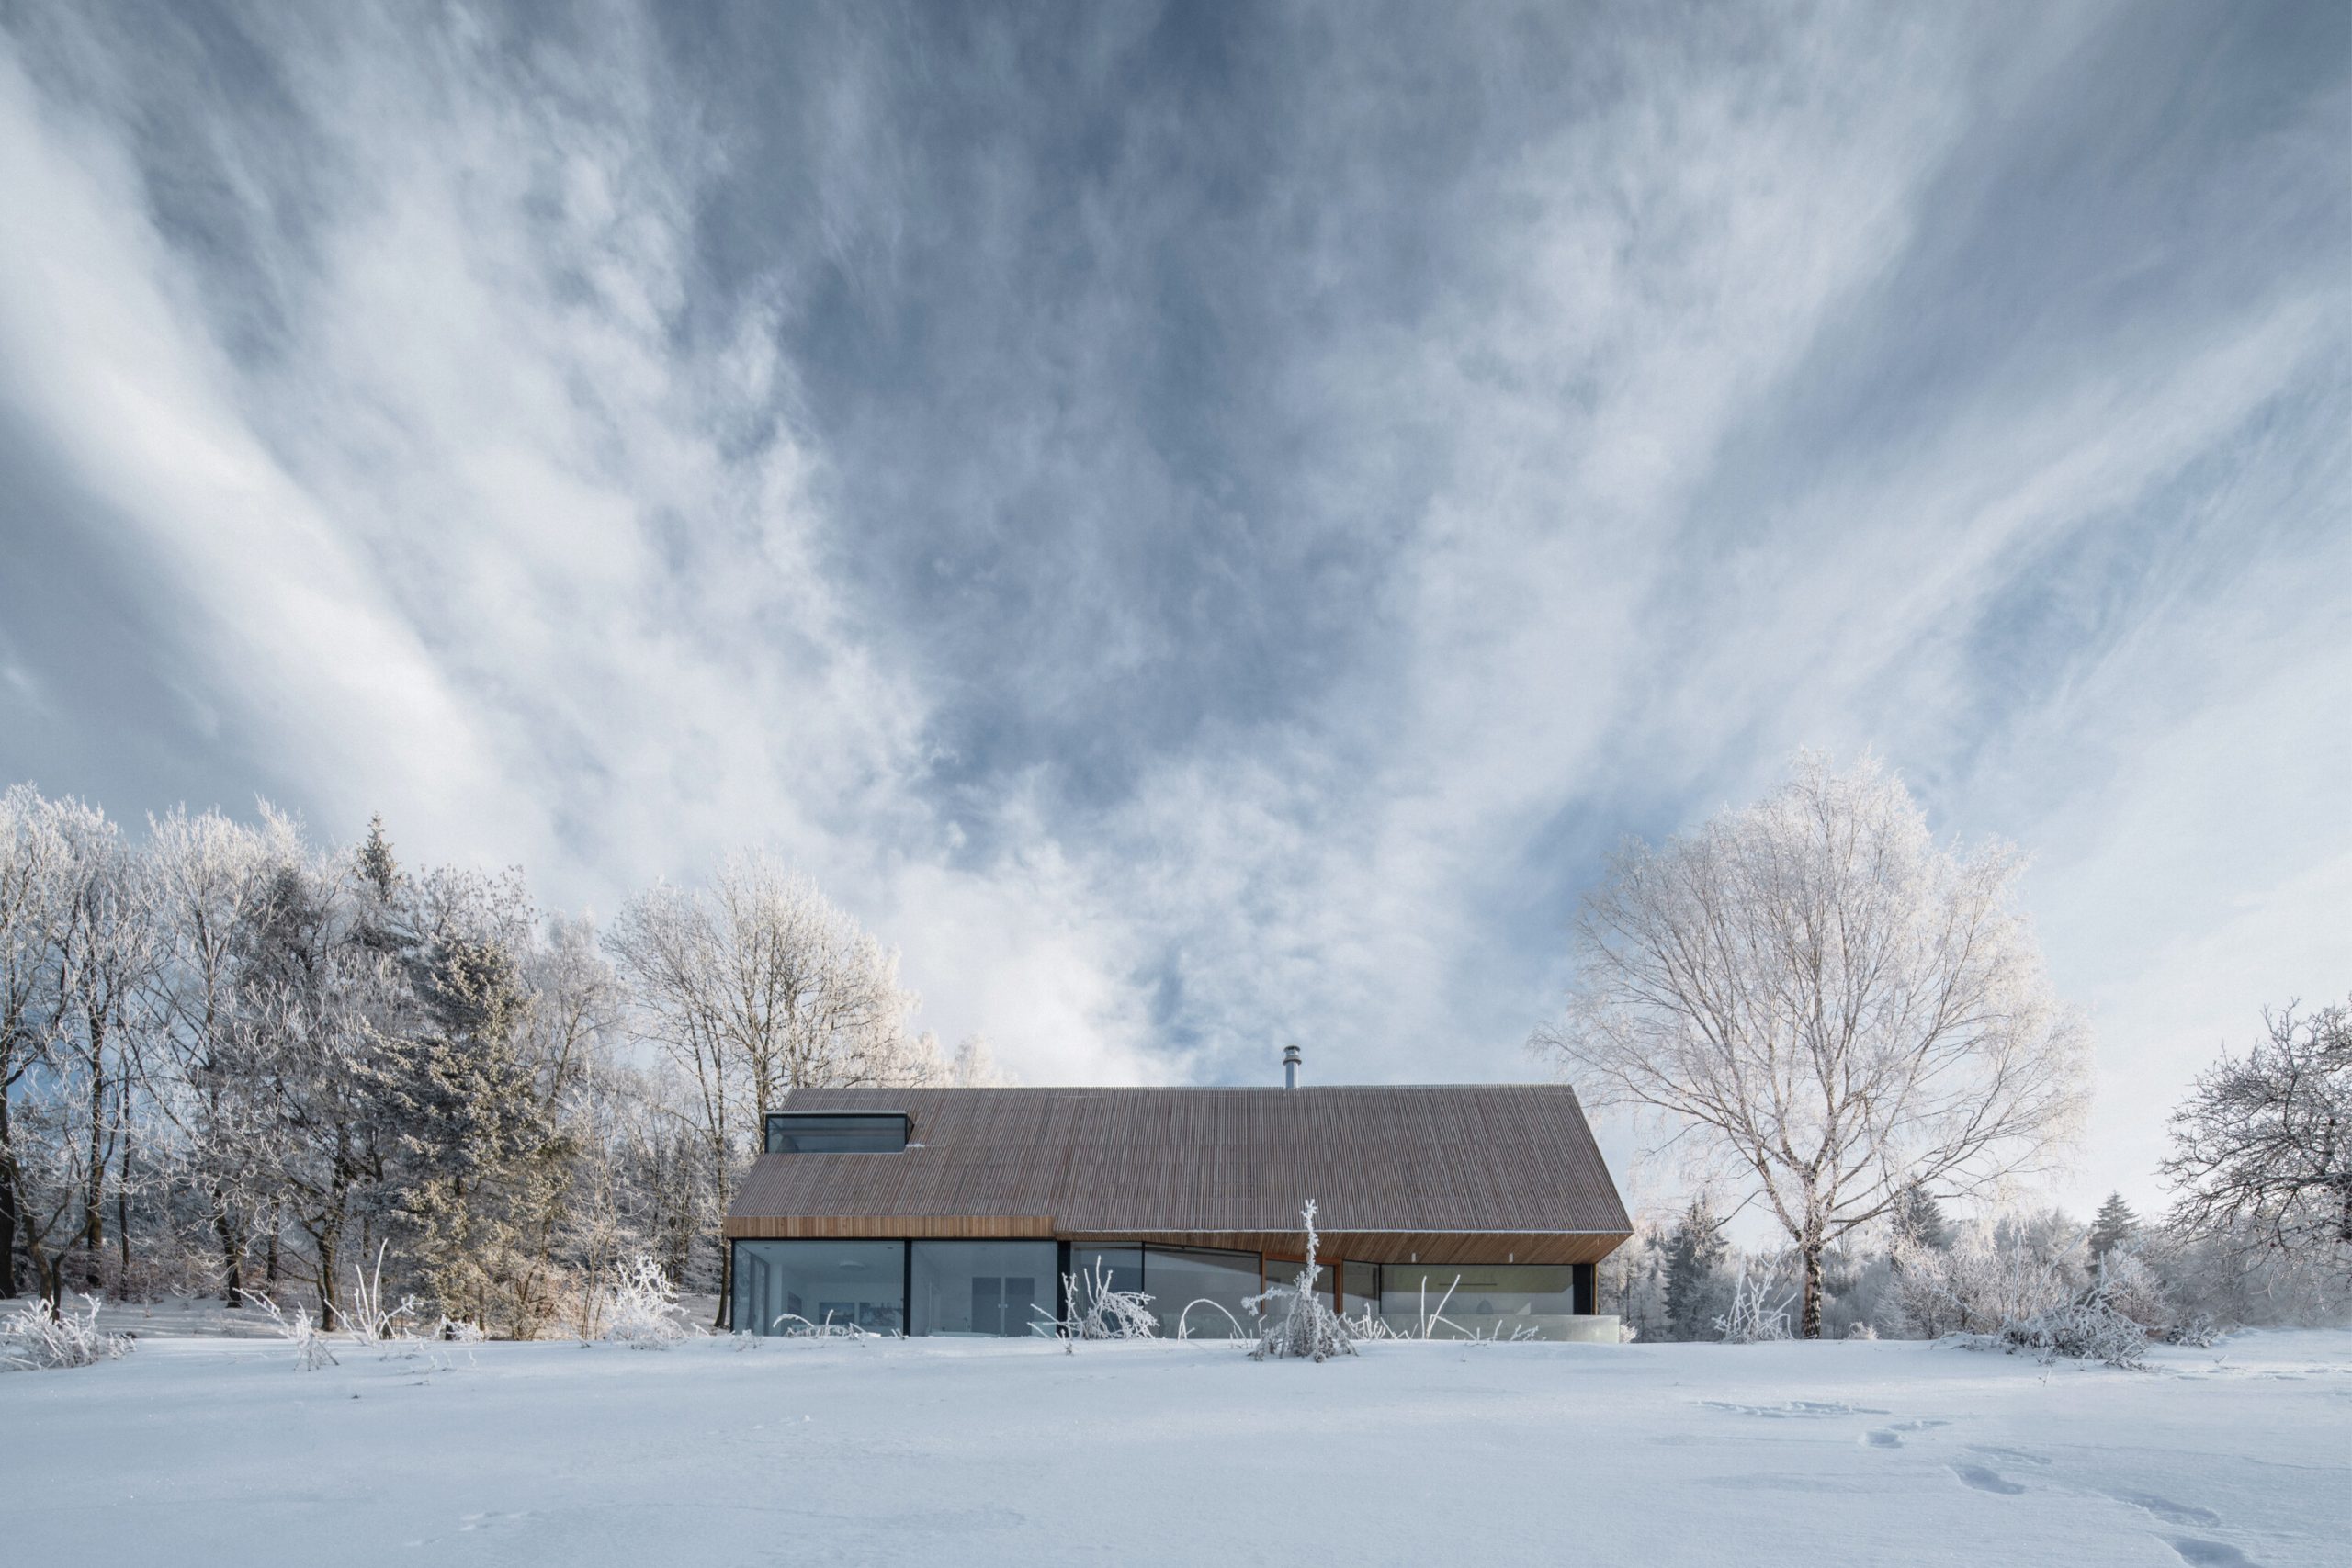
xmin=764 ymin=1112 xmax=909 ymax=1153
xmin=910 ymin=1241 xmax=1058 ymax=1337
xmin=1340 ymin=1261 xmax=1381 ymax=1322
xmin=1144 ymin=1246 xmax=1261 ymax=1339
xmin=734 ymin=1240 xmax=906 ymax=1336
xmin=1380 ymin=1264 xmax=1574 ymax=1324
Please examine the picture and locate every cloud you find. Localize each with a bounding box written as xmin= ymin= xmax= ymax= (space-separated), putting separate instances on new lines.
xmin=0 ymin=1 xmax=2342 ymax=1213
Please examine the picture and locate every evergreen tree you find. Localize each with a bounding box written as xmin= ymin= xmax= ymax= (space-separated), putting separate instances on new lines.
xmin=1663 ymin=1198 xmax=1729 ymax=1340
xmin=356 ymin=814 xmax=401 ymax=905
xmin=1892 ymin=1183 xmax=1951 ymax=1251
xmin=2089 ymin=1191 xmax=2140 ymax=1259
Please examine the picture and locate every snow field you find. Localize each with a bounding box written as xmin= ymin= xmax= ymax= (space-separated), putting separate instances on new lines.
xmin=5 ymin=1328 xmax=2346 ymax=1566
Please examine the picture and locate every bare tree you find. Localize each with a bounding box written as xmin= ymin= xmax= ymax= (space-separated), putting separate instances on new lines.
xmin=142 ymin=806 xmax=285 ymax=1304
xmin=0 ymin=785 xmax=74 ymax=1299
xmin=1532 ymin=754 xmax=2089 ymax=1337
xmin=605 ymin=852 xmax=930 ymax=1325
xmin=2162 ymin=998 xmax=2349 ymax=1264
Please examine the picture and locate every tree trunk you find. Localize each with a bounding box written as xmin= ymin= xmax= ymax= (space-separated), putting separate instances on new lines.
xmin=116 ymin=1104 xmax=132 ymax=1281
xmin=316 ymin=1226 xmax=340 ymax=1331
xmin=714 ymin=1235 xmax=732 ymax=1331
xmin=0 ymin=1097 xmax=19 ymax=1299
xmin=1801 ymin=1235 xmax=1826 ymax=1339
xmin=83 ymin=1044 xmax=107 ymax=1254
xmin=213 ymin=1183 xmax=244 ymax=1308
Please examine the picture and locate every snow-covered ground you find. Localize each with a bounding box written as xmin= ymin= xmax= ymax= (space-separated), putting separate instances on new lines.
xmin=6 ymin=1324 xmax=2346 ymax=1567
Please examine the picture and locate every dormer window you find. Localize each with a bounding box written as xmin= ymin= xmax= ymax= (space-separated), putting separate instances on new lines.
xmin=764 ymin=1111 xmax=910 ymax=1154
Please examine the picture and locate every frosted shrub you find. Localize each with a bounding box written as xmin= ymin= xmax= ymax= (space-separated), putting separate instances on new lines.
xmin=1714 ymin=1264 xmax=1795 ymax=1344
xmin=0 ymin=1293 xmax=132 ymax=1371
xmin=1050 ymin=1258 xmax=1159 ymax=1348
xmin=1244 ymin=1201 xmax=1358 ymax=1362
xmin=596 ymin=1256 xmax=695 ymax=1348
xmin=1846 ymin=1321 xmax=1879 ymax=1341
xmin=770 ymin=1313 xmax=872 ymax=1339
xmin=348 ymin=1243 xmax=422 ymax=1349
xmin=1957 ymin=1258 xmax=2153 ymax=1370
xmin=1892 ymin=1215 xmax=2079 ymax=1339
xmin=252 ymin=1293 xmax=340 ymax=1371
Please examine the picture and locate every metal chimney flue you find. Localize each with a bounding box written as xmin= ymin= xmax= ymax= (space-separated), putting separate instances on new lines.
xmin=1282 ymin=1044 xmax=1302 ymax=1089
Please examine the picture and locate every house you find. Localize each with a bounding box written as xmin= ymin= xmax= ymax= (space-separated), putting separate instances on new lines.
xmin=723 ymin=1064 xmax=1632 ymax=1341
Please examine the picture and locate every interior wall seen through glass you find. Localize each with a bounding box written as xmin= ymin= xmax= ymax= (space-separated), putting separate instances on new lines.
xmin=910 ymin=1241 xmax=1058 ymax=1337
xmin=734 ymin=1240 xmax=905 ymax=1335
xmin=1340 ymin=1261 xmax=1381 ymax=1321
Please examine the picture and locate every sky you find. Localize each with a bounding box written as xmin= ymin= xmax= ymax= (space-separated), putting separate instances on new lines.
xmin=1 ymin=1 xmax=2345 ymax=1224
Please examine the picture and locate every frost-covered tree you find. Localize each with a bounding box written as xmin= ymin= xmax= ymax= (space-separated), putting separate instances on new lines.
xmin=1601 ymin=1220 xmax=1670 ymax=1343
xmin=1662 ymin=1198 xmax=1730 ymax=1341
xmin=2163 ymin=999 xmax=2350 ymax=1264
xmin=947 ymin=1033 xmax=1011 ymax=1088
xmin=0 ymin=784 xmax=76 ymax=1299
xmin=0 ymin=784 xmax=968 ymax=1337
xmin=606 ymin=853 xmax=933 ymax=1325
xmin=1534 ymin=753 xmax=2091 ymax=1337
xmin=141 ymin=806 xmax=287 ymax=1305
xmin=2 ymin=796 xmax=163 ymax=1305
xmin=2088 ymin=1192 xmax=2140 ymax=1260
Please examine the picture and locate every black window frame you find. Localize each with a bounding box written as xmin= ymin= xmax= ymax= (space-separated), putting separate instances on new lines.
xmin=763 ymin=1111 xmax=912 ymax=1154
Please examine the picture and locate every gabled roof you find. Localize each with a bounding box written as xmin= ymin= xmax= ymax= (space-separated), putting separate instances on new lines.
xmin=726 ymin=1084 xmax=1632 ymax=1266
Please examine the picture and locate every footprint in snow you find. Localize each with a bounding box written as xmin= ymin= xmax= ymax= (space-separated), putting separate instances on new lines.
xmin=2165 ymin=1538 xmax=2259 ymax=1566
xmin=1702 ymin=1399 xmax=1889 ymax=1419
xmin=1949 ymin=1463 xmax=2025 ymax=1495
xmin=1860 ymin=1418 xmax=1951 ymax=1448
xmin=2115 ymin=1494 xmax=2220 ymax=1527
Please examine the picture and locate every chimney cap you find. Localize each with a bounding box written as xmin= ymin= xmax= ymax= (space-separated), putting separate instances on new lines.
xmin=1282 ymin=1045 xmax=1302 ymax=1064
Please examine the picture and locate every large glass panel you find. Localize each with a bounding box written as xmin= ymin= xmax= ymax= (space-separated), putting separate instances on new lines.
xmin=1380 ymin=1264 xmax=1574 ymax=1336
xmin=1144 ymin=1246 xmax=1261 ymax=1339
xmin=910 ymin=1241 xmax=1058 ymax=1337
xmin=1340 ymin=1261 xmax=1381 ymax=1323
xmin=733 ymin=1240 xmax=906 ymax=1336
xmin=764 ymin=1112 xmax=909 ymax=1154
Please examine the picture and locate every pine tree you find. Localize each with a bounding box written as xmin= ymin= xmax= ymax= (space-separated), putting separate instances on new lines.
xmin=2088 ymin=1192 xmax=2140 ymax=1259
xmin=356 ymin=814 xmax=401 ymax=904
xmin=1892 ymin=1183 xmax=1951 ymax=1251
xmin=1663 ymin=1198 xmax=1729 ymax=1340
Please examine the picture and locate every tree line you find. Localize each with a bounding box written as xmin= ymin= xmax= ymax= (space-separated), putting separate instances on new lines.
xmin=1538 ymin=753 xmax=2347 ymax=1337
xmin=0 ymin=785 xmax=998 ymax=1333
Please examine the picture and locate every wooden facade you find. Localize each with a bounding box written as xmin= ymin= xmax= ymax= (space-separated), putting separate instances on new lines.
xmin=724 ymin=1084 xmax=1633 ymax=1266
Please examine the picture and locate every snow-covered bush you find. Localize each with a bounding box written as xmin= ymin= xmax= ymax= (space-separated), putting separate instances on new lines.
xmin=1891 ymin=1213 xmax=2082 ymax=1338
xmin=252 ymin=1293 xmax=340 ymax=1371
xmin=594 ymin=1256 xmax=695 ymax=1348
xmin=1244 ymin=1201 xmax=1358 ymax=1362
xmin=0 ymin=1293 xmax=132 ymax=1371
xmin=1052 ymin=1258 xmax=1159 ymax=1345
xmin=348 ymin=1243 xmax=422 ymax=1348
xmin=1953 ymin=1256 xmax=2154 ymax=1370
xmin=1714 ymin=1264 xmax=1795 ymax=1343
xmin=1847 ymin=1320 xmax=1879 ymax=1341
